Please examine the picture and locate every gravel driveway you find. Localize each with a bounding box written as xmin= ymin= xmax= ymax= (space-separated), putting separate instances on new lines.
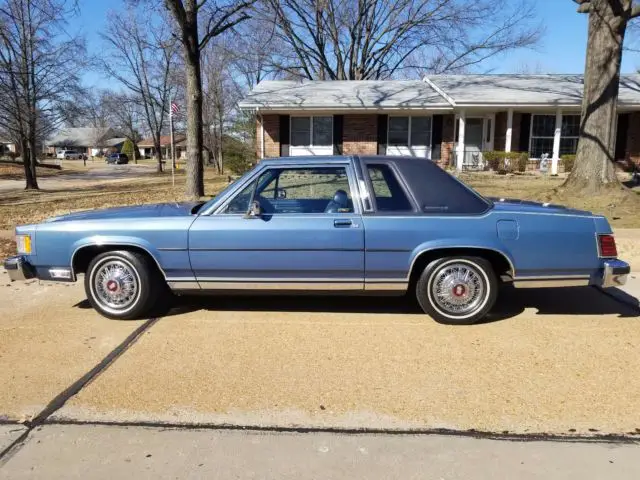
xmin=1 ymin=271 xmax=639 ymax=438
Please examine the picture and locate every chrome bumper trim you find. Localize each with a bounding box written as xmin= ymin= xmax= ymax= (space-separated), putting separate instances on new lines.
xmin=601 ymin=259 xmax=630 ymax=288
xmin=4 ymin=256 xmax=35 ymax=282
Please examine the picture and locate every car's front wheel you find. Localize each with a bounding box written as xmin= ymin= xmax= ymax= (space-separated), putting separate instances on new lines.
xmin=85 ymin=250 xmax=165 ymax=320
xmin=415 ymin=256 xmax=497 ymax=325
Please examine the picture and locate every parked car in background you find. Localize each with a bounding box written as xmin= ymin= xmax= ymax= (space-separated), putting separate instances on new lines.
xmin=106 ymin=153 xmax=129 ymax=165
xmin=56 ymin=150 xmax=83 ymax=160
xmin=3 ymin=156 xmax=630 ymax=324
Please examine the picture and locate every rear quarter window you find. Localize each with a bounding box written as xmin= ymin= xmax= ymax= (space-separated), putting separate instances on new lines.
xmin=366 ymin=164 xmax=413 ymax=212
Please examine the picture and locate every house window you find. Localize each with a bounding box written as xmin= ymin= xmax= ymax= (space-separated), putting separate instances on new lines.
xmin=388 ymin=116 xmax=432 ymax=147
xmin=290 ymin=116 xmax=333 ymax=147
xmin=560 ymin=114 xmax=580 ymax=155
xmin=529 ymin=114 xmax=556 ymax=159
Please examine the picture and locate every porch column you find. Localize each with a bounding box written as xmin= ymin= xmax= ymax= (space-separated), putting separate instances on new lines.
xmin=552 ymin=109 xmax=562 ymax=175
xmin=505 ymin=109 xmax=514 ymax=152
xmin=456 ymin=110 xmax=466 ymax=171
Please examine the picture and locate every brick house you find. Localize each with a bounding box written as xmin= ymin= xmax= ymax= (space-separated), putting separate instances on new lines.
xmin=238 ymin=74 xmax=640 ymax=173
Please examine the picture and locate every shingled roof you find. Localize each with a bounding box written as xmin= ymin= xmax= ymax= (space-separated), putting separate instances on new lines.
xmin=239 ymin=74 xmax=640 ymax=110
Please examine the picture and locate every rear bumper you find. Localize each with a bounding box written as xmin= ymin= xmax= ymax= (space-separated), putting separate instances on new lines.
xmin=600 ymin=259 xmax=630 ymax=288
xmin=4 ymin=256 xmax=35 ymax=282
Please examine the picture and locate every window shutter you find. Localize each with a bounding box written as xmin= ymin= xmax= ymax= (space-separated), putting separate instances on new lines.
xmin=333 ymin=115 xmax=343 ymax=155
xmin=279 ymin=115 xmax=290 ymax=157
xmin=377 ymin=114 xmax=388 ymax=155
xmin=431 ymin=115 xmax=443 ymax=160
xmin=519 ymin=113 xmax=531 ymax=152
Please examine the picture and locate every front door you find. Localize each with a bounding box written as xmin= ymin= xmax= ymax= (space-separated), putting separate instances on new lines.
xmin=464 ymin=118 xmax=484 ymax=168
xmin=188 ymin=163 xmax=365 ymax=290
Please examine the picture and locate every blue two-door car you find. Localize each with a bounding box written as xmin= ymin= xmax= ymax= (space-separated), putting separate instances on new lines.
xmin=3 ymin=155 xmax=631 ymax=325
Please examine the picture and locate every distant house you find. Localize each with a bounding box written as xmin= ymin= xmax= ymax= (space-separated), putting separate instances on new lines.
xmin=138 ymin=135 xmax=186 ymax=159
xmin=0 ymin=138 xmax=18 ymax=157
xmin=45 ymin=127 xmax=123 ymax=156
xmin=239 ymin=74 xmax=640 ymax=173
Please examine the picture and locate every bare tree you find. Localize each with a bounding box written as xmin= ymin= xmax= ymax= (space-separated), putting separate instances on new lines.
xmin=563 ymin=0 xmax=640 ymax=194
xmin=164 ymin=0 xmax=255 ymax=199
xmin=201 ymin=43 xmax=243 ymax=174
xmin=0 ymin=0 xmax=84 ymax=189
xmin=102 ymin=92 xmax=145 ymax=163
xmin=102 ymin=8 xmax=179 ymax=173
xmin=256 ymin=0 xmax=540 ymax=80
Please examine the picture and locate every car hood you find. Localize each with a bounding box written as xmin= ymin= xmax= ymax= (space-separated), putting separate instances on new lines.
xmin=44 ymin=202 xmax=204 ymax=223
xmin=487 ymin=197 xmax=592 ymax=216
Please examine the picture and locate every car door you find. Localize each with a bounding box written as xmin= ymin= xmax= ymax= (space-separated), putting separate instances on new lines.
xmin=188 ymin=162 xmax=365 ymax=290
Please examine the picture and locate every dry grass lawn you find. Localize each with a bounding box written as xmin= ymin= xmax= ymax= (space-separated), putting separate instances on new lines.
xmin=0 ymin=163 xmax=63 ymax=180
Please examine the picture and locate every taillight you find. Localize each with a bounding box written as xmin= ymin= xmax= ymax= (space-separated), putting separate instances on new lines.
xmin=598 ymin=234 xmax=618 ymax=258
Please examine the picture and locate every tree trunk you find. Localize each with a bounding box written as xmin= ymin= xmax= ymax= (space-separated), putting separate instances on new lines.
xmin=21 ymin=137 xmax=36 ymax=190
xmin=28 ymin=130 xmax=39 ymax=189
xmin=185 ymin=50 xmax=205 ymax=199
xmin=153 ymin=138 xmax=163 ymax=173
xmin=563 ymin=0 xmax=627 ymax=193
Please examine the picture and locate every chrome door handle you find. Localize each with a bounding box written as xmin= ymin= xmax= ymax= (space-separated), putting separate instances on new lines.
xmin=334 ymin=219 xmax=353 ymax=228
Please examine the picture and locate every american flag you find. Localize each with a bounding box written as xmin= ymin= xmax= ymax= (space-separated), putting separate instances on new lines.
xmin=170 ymin=102 xmax=180 ymax=116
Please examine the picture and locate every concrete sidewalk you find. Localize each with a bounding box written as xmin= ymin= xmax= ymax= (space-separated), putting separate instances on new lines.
xmin=1 ymin=424 xmax=640 ymax=479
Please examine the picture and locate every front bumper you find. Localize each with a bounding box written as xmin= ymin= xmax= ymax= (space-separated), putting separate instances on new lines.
xmin=601 ymin=259 xmax=631 ymax=288
xmin=3 ymin=256 xmax=35 ymax=282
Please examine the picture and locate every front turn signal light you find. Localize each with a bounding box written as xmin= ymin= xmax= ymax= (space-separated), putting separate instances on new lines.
xmin=16 ymin=234 xmax=32 ymax=255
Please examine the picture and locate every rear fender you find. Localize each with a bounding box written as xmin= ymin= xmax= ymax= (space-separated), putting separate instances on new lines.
xmin=408 ymin=238 xmax=516 ymax=277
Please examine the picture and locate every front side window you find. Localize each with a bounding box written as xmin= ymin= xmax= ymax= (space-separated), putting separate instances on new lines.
xmin=221 ymin=179 xmax=258 ymax=214
xmin=530 ymin=114 xmax=556 ymax=158
xmin=366 ymin=164 xmax=413 ymax=212
xmin=222 ymin=167 xmax=353 ymax=214
xmin=291 ymin=116 xmax=333 ymax=147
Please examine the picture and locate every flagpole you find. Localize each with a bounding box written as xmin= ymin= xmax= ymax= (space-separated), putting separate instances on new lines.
xmin=169 ymin=103 xmax=175 ymax=187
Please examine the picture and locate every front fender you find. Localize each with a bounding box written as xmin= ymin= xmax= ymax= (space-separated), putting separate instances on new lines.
xmin=69 ymin=235 xmax=165 ymax=276
xmin=408 ymin=237 xmax=516 ymax=277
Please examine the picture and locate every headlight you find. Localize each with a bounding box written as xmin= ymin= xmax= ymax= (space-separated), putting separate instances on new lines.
xmin=16 ymin=234 xmax=32 ymax=255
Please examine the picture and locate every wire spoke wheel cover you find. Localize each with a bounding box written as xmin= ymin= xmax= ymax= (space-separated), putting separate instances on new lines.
xmin=429 ymin=261 xmax=488 ymax=317
xmin=90 ymin=257 xmax=141 ymax=315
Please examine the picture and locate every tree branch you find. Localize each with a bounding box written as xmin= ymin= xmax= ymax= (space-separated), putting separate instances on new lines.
xmin=576 ymin=1 xmax=591 ymax=13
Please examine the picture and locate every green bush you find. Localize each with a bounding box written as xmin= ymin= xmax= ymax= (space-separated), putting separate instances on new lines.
xmin=225 ymin=153 xmax=253 ymax=175
xmin=561 ymin=154 xmax=576 ymax=172
xmin=121 ymin=138 xmax=135 ymax=159
xmin=483 ymin=151 xmax=529 ymax=173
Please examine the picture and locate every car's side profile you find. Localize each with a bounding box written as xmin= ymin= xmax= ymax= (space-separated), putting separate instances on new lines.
xmin=106 ymin=153 xmax=129 ymax=164
xmin=4 ymin=155 xmax=630 ymax=324
xmin=56 ymin=150 xmax=84 ymax=160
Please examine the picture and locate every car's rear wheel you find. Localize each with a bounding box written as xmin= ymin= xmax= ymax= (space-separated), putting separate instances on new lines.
xmin=85 ymin=250 xmax=166 ymax=320
xmin=415 ymin=256 xmax=497 ymax=325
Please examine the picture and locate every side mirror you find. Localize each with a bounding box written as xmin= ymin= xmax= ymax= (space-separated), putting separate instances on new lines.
xmin=276 ymin=188 xmax=287 ymax=199
xmin=244 ymin=200 xmax=262 ymax=219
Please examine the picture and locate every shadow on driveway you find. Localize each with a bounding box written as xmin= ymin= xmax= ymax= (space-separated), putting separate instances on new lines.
xmin=72 ymin=286 xmax=640 ymax=323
